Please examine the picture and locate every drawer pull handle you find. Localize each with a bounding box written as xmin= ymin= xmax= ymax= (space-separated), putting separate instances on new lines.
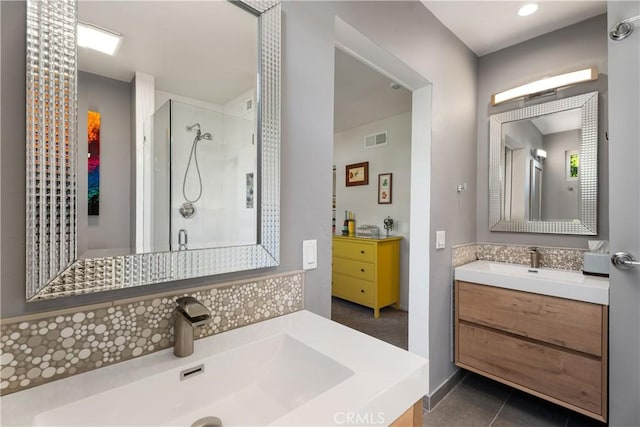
xmin=360 ymin=268 xmax=365 ymax=272
xmin=360 ymin=250 xmax=365 ymax=254
xmin=360 ymin=289 xmax=365 ymax=293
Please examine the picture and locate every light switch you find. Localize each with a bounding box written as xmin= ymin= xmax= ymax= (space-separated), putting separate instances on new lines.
xmin=302 ymin=240 xmax=317 ymax=270
xmin=436 ymin=231 xmax=446 ymax=250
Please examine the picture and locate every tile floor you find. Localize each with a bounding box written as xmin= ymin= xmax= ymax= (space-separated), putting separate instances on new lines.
xmin=424 ymin=372 xmax=607 ymax=427
xmin=330 ymin=297 xmax=408 ymax=350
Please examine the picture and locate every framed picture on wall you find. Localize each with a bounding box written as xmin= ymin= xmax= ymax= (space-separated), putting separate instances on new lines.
xmin=346 ymin=162 xmax=369 ymax=186
xmin=87 ymin=110 xmax=101 ymax=215
xmin=378 ymin=173 xmax=392 ymax=204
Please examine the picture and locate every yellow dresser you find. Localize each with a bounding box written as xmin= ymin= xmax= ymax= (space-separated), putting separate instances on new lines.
xmin=332 ymin=235 xmax=402 ymax=318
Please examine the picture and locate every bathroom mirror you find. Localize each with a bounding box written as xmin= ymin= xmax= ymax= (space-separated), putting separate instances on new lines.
xmin=25 ymin=0 xmax=281 ymax=300
xmin=489 ymin=92 xmax=598 ymax=234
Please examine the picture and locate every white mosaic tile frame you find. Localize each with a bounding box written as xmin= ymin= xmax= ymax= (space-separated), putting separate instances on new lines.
xmin=489 ymin=92 xmax=599 ymax=235
xmin=1 ymin=271 xmax=303 ymax=395
xmin=26 ymin=1 xmax=282 ymax=300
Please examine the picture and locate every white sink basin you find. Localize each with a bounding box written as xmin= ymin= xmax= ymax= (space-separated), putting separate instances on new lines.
xmin=455 ymin=260 xmax=609 ymax=305
xmin=34 ymin=334 xmax=353 ymax=427
xmin=2 ymin=311 xmax=429 ymax=426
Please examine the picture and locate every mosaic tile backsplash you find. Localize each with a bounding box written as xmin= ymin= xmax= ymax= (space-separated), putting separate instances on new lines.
xmin=0 ymin=271 xmax=304 ymax=395
xmin=451 ymin=243 xmax=478 ymax=268
xmin=452 ymin=243 xmax=586 ymax=271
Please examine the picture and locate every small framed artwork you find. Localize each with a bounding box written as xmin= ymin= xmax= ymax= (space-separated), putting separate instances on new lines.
xmin=346 ymin=162 xmax=369 ymax=187
xmin=378 ymin=173 xmax=392 ymax=204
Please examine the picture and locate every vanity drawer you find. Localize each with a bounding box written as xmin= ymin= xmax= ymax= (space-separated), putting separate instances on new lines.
xmin=332 ymin=274 xmax=375 ymax=307
xmin=333 ymin=258 xmax=375 ymax=281
xmin=333 ymin=241 xmax=375 ymax=263
xmin=457 ymin=322 xmax=603 ymax=416
xmin=457 ymin=281 xmax=603 ymax=356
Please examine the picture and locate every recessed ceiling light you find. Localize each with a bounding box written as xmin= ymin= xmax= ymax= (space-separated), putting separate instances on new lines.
xmin=77 ymin=21 xmax=122 ymax=56
xmin=518 ymin=3 xmax=539 ymax=17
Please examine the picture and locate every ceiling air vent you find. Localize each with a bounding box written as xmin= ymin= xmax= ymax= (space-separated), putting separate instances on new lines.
xmin=364 ymin=131 xmax=387 ymax=149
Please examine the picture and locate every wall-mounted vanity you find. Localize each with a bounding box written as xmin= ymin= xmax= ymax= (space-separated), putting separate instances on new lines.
xmin=25 ymin=0 xmax=281 ymax=301
xmin=454 ymin=261 xmax=609 ymax=422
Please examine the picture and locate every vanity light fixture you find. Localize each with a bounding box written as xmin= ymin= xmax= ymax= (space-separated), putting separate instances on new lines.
xmin=491 ymin=67 xmax=598 ymax=105
xmin=77 ymin=21 xmax=123 ymax=56
xmin=518 ymin=3 xmax=539 ymax=17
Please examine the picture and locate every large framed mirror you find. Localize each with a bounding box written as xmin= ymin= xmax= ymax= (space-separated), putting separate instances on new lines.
xmin=489 ymin=91 xmax=598 ymax=234
xmin=26 ymin=0 xmax=281 ymax=300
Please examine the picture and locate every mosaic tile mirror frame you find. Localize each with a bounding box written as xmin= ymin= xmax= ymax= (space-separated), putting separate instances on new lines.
xmin=489 ymin=91 xmax=599 ymax=235
xmin=25 ymin=0 xmax=281 ymax=301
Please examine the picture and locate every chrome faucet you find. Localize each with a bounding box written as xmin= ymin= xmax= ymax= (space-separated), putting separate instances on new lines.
xmin=174 ymin=296 xmax=211 ymax=357
xmin=528 ymin=247 xmax=540 ymax=268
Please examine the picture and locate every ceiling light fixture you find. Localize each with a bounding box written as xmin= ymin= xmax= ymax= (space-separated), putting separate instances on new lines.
xmin=491 ymin=67 xmax=598 ymax=105
xmin=534 ymin=149 xmax=547 ymax=159
xmin=518 ymin=3 xmax=539 ymax=17
xmin=77 ymin=21 xmax=122 ymax=56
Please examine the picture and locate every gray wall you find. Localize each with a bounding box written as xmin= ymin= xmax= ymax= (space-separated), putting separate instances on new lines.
xmin=476 ymin=14 xmax=609 ymax=247
xmin=1 ymin=1 xmax=478 ymax=394
xmin=541 ymin=130 xmax=580 ymax=220
xmin=77 ymin=71 xmax=132 ymax=256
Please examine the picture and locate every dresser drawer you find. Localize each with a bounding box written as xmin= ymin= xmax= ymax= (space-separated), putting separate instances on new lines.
xmin=333 ymin=258 xmax=375 ymax=281
xmin=333 ymin=241 xmax=375 ymax=263
xmin=332 ymin=273 xmax=375 ymax=307
xmin=457 ymin=281 xmax=603 ymax=356
xmin=457 ymin=322 xmax=603 ymax=415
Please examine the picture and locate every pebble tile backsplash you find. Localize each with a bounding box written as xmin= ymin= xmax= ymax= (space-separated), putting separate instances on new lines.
xmin=452 ymin=243 xmax=585 ymax=271
xmin=0 ymin=271 xmax=304 ymax=395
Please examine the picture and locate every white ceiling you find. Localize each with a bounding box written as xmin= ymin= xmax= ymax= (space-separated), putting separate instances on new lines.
xmin=334 ymin=49 xmax=412 ymax=133
xmin=531 ymin=108 xmax=581 ymax=134
xmin=421 ymin=1 xmax=607 ymax=56
xmin=78 ymin=1 xmax=257 ymax=105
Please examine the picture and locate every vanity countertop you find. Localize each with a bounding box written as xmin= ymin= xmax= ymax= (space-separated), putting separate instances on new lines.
xmin=1 ymin=310 xmax=428 ymax=426
xmin=455 ymin=260 xmax=609 ymax=305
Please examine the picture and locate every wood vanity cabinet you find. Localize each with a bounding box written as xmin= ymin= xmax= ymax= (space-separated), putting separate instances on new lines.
xmin=332 ymin=236 xmax=401 ymax=318
xmin=390 ymin=400 xmax=422 ymax=427
xmin=454 ymin=281 xmax=608 ymax=422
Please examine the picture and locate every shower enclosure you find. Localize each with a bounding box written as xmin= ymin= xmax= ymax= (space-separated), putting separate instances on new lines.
xmin=142 ymin=99 xmax=257 ymax=252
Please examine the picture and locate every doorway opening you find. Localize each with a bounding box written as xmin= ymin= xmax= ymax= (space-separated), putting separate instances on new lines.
xmin=331 ymin=47 xmax=412 ymax=349
xmin=331 ymin=17 xmax=432 ymax=358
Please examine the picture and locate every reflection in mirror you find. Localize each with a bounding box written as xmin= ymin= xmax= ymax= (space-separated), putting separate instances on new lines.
xmin=25 ymin=0 xmax=281 ymax=300
xmin=76 ymin=1 xmax=257 ymax=259
xmin=489 ymin=91 xmax=598 ymax=235
xmin=501 ymin=108 xmax=581 ymax=222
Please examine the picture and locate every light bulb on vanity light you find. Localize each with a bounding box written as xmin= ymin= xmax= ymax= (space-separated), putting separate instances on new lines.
xmin=535 ymin=149 xmax=547 ymax=159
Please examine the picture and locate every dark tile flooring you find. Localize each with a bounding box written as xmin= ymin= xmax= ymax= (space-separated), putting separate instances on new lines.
xmin=330 ymin=297 xmax=408 ymax=350
xmin=331 ymin=297 xmax=607 ymax=427
xmin=424 ymin=373 xmax=607 ymax=427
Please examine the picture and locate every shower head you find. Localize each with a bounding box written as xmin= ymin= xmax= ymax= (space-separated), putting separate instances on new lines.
xmin=186 ymin=123 xmax=201 ymax=133
xmin=201 ymin=132 xmax=213 ymax=141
